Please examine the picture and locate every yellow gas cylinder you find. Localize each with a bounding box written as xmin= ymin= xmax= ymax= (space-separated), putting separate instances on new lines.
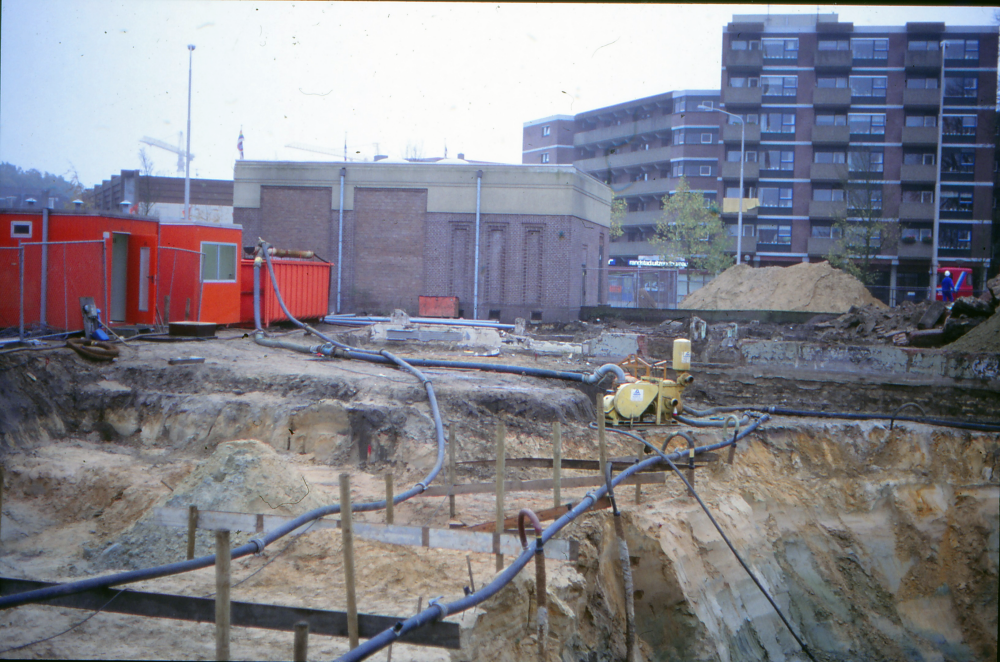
xmin=673 ymin=338 xmax=691 ymax=371
xmin=613 ymin=381 xmax=658 ymax=419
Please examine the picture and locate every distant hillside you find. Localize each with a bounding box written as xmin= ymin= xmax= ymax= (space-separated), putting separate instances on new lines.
xmin=0 ymin=162 xmax=81 ymax=206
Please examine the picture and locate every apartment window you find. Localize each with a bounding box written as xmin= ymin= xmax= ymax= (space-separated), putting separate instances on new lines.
xmin=908 ymin=40 xmax=939 ymax=51
xmin=849 ymin=76 xmax=888 ymax=97
xmin=903 ymin=152 xmax=936 ymax=166
xmin=906 ymin=77 xmax=939 ymax=90
xmin=672 ymin=129 xmax=685 ymax=145
xmin=725 ymin=186 xmax=757 ymax=198
xmin=849 ymin=149 xmax=884 ymax=172
xmin=848 ymin=187 xmax=882 ymax=210
xmin=541 ymin=153 xmax=550 ymax=163
xmin=761 ymin=76 xmax=797 ymax=96
xmin=762 ymin=38 xmax=798 ymax=59
xmin=758 ymin=224 xmax=792 ymax=243
xmin=11 ymin=220 xmax=32 ymax=237
xmin=816 ymin=113 xmax=847 ymax=126
xmin=851 ymin=38 xmax=889 ymax=60
xmin=731 ymin=39 xmax=760 ymax=50
xmin=542 ymin=125 xmax=551 ymax=137
xmin=940 ymin=227 xmax=972 ymax=249
xmin=728 ymin=76 xmax=760 ymax=88
xmin=814 ymin=151 xmax=846 ymax=164
xmin=699 ymin=165 xmax=713 ymax=176
xmin=905 ymin=115 xmax=936 ymax=127
xmin=902 ymin=190 xmax=935 ymax=204
xmin=944 ymin=77 xmax=978 ymax=98
xmin=701 ymin=100 xmax=714 ymax=110
xmin=818 ymin=39 xmax=849 ymax=51
xmin=701 ymin=133 xmax=714 ymax=144
xmin=943 ymin=115 xmax=977 ymax=135
xmin=48 ymin=197 xmax=57 ymax=208
xmin=761 ymin=113 xmax=795 ymax=133
xmin=940 ymin=190 xmax=973 ymax=212
xmin=943 ymin=39 xmax=979 ymax=60
xmin=941 ymin=149 xmax=975 ymax=173
xmin=817 ymin=77 xmax=848 ymax=88
xmin=759 ymin=187 xmax=793 ymax=208
xmin=727 ymin=150 xmax=758 ymax=163
xmin=727 ymin=113 xmax=759 ymax=126
xmin=848 ymin=113 xmax=886 ymax=135
xmin=673 ymin=98 xmax=686 ymax=113
xmin=813 ymin=187 xmax=845 ymax=202
xmin=201 ymin=242 xmax=237 ymax=282
xmin=811 ymin=225 xmax=843 ymax=238
xmin=762 ymin=150 xmax=794 ymax=171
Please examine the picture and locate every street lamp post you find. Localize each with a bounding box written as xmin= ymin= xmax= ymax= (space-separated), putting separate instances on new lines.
xmin=929 ymin=41 xmax=947 ymax=302
xmin=700 ymin=104 xmax=744 ymax=265
xmin=184 ymin=44 xmax=195 ymax=221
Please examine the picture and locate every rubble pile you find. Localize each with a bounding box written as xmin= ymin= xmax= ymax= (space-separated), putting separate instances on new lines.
xmin=947 ymin=275 xmax=1000 ymax=353
xmin=680 ymin=261 xmax=885 ymax=313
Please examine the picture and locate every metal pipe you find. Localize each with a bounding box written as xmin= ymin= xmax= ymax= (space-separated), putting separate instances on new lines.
xmin=700 ymin=104 xmax=744 ymax=264
xmin=517 ymin=509 xmax=546 ymax=661
xmin=184 ymin=45 xmax=195 ymax=221
xmin=321 ymin=314 xmax=515 ymax=330
xmin=765 ymin=406 xmax=1000 ymax=433
xmin=253 ymin=256 xmax=262 ymax=331
xmin=18 ymin=244 xmax=24 ymax=341
xmin=40 ymin=208 xmax=48 ymax=327
xmin=674 ymin=414 xmax=751 ymax=428
xmin=337 ymin=167 xmax=345 ymax=313
xmin=473 ymin=170 xmax=482 ymax=320
xmin=929 ymin=43 xmax=946 ymax=301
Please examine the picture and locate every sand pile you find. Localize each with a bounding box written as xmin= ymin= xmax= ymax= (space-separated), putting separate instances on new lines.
xmin=947 ymin=309 xmax=1000 ymax=353
xmin=680 ymin=261 xmax=885 ymax=313
xmin=95 ymin=440 xmax=328 ymax=569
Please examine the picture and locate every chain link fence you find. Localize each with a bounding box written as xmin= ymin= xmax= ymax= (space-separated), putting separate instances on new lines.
xmin=603 ymin=267 xmax=715 ymax=309
xmin=157 ymin=247 xmax=204 ymax=324
xmin=1 ymin=241 xmax=108 ymax=340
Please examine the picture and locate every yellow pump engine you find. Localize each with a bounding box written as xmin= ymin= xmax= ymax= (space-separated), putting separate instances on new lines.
xmin=604 ymin=338 xmax=694 ymax=427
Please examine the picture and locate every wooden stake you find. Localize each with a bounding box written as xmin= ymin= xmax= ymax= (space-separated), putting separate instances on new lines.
xmin=340 ymin=473 xmax=359 ymax=649
xmin=215 ymin=529 xmax=231 ymax=662
xmin=635 ymin=440 xmax=643 ymax=505
xmin=597 ymin=393 xmax=607 ymax=480
xmin=552 ymin=422 xmax=561 ymax=510
xmin=187 ymin=505 xmax=199 ymax=560
xmin=0 ymin=466 xmax=4 ymax=546
xmin=495 ymin=422 xmax=505 ymax=572
xmin=466 ymin=555 xmax=476 ymax=592
xmin=448 ymin=427 xmax=457 ymax=519
xmin=164 ymin=295 xmax=171 ymax=324
xmin=293 ymin=621 xmax=309 ymax=662
xmin=385 ymin=473 xmax=394 ymax=525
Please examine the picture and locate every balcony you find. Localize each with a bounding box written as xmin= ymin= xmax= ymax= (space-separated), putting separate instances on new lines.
xmin=810 ymin=163 xmax=848 ymax=182
xmin=614 ymin=178 xmax=671 ymax=198
xmin=899 ymin=163 xmax=937 ymax=184
xmin=724 ymin=49 xmax=764 ymax=70
xmin=722 ymin=123 xmax=761 ymax=143
xmin=904 ymin=50 xmax=942 ymax=70
xmin=608 ymin=240 xmax=661 ymax=258
xmin=724 ymin=235 xmax=758 ymax=254
xmin=812 ymin=87 xmax=852 ymax=107
xmin=809 ymin=200 xmax=847 ymax=219
xmin=814 ymin=49 xmax=853 ymax=70
xmin=898 ymin=202 xmax=935 ymax=220
xmin=810 ymin=125 xmax=850 ymax=144
xmin=619 ymin=210 xmax=662 ymax=227
xmin=721 ymin=161 xmax=760 ymax=180
xmin=807 ymin=237 xmax=837 ymax=256
xmin=896 ymin=240 xmax=934 ymax=258
xmin=901 ymin=126 xmax=939 ymax=145
xmin=722 ymin=87 xmax=762 ymax=107
xmin=574 ymin=115 xmax=674 ymax=148
xmin=574 ymin=145 xmax=674 ymax=172
xmin=903 ymin=88 xmax=941 ymax=108
xmin=721 ymin=198 xmax=759 ymax=216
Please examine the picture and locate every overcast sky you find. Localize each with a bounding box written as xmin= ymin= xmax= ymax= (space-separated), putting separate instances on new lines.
xmin=1 ymin=2 xmax=995 ymax=187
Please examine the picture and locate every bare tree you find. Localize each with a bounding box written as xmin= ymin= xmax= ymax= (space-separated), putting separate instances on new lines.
xmin=404 ymin=141 xmax=424 ymax=161
xmin=137 ymin=148 xmax=156 ymax=216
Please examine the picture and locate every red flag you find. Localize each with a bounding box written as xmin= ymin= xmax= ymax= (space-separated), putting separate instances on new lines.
xmin=237 ymin=128 xmax=244 ymax=159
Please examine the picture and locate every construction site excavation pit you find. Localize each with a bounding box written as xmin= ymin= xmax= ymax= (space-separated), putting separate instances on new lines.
xmin=0 ymin=326 xmax=997 ymax=662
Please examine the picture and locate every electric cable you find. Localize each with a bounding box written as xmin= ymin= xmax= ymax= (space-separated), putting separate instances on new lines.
xmin=0 ymin=588 xmax=125 ymax=654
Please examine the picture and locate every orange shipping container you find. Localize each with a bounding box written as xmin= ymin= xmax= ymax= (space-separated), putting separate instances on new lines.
xmin=418 ymin=295 xmax=460 ymax=318
xmin=240 ymin=258 xmax=331 ymax=326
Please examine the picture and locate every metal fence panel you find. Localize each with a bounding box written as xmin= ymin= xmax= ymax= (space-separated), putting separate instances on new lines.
xmin=157 ymin=247 xmax=203 ymax=323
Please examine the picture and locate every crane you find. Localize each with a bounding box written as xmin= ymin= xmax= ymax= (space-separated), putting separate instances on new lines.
xmin=139 ymin=132 xmax=194 ymax=175
xmin=285 ymin=136 xmax=381 ymax=162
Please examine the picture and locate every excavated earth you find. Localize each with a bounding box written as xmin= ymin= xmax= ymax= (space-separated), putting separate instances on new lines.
xmin=0 ymin=327 xmax=997 ymax=661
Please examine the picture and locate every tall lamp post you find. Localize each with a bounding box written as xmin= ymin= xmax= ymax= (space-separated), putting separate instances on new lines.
xmin=929 ymin=40 xmax=947 ymax=302
xmin=700 ymin=104 xmax=744 ymax=265
xmin=184 ymin=44 xmax=195 ymax=221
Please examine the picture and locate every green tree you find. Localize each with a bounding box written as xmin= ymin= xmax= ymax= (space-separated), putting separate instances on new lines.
xmin=826 ymin=149 xmax=899 ymax=285
xmin=653 ymin=177 xmax=733 ymax=274
xmin=609 ymin=195 xmax=626 ymax=239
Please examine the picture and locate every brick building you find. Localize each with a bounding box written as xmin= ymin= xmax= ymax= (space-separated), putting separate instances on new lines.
xmin=524 ymin=13 xmax=998 ymax=300
xmin=233 ymin=160 xmax=612 ymax=322
xmin=86 ymin=170 xmax=234 ymax=223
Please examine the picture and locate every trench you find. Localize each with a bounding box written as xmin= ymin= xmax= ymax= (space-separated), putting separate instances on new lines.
xmin=0 ymin=344 xmax=997 ymax=661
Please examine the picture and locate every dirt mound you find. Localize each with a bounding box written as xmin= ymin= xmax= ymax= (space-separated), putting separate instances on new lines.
xmin=947 ymin=309 xmax=1000 ymax=353
xmin=95 ymin=440 xmax=328 ymax=570
xmin=681 ymin=262 xmax=885 ymax=313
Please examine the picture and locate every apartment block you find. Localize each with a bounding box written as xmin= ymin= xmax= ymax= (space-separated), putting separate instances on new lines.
xmin=523 ymin=91 xmax=724 ymax=266
xmin=719 ymin=13 xmax=997 ymax=298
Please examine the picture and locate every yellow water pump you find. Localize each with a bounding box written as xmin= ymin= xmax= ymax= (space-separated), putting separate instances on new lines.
xmin=604 ymin=339 xmax=694 ymax=427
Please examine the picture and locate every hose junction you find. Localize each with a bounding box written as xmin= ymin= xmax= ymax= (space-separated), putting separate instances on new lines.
xmin=2 ymin=239 xmax=998 ymax=660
